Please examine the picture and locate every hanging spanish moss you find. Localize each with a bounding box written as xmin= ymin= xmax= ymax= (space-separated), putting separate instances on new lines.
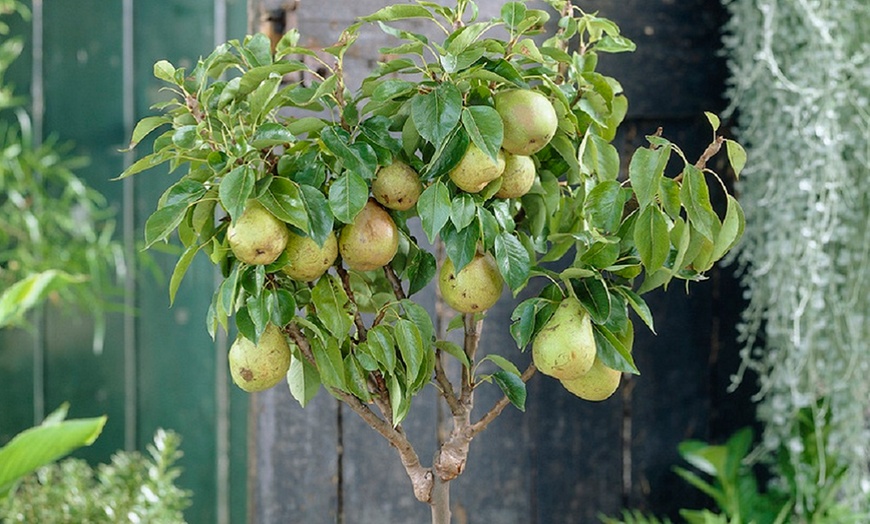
xmin=723 ymin=0 xmax=870 ymax=513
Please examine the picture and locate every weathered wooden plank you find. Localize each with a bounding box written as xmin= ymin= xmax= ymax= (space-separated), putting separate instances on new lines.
xmin=249 ymin=387 xmax=340 ymax=523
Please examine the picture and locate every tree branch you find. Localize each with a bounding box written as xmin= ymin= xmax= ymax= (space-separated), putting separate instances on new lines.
xmin=335 ymin=265 xmax=368 ymax=342
xmin=384 ymin=265 xmax=406 ymax=300
xmin=694 ymin=135 xmax=725 ymax=171
xmin=469 ymin=363 xmax=536 ymax=437
xmin=332 ymin=388 xmax=434 ymax=503
xmin=433 ymin=351 xmax=462 ymax=416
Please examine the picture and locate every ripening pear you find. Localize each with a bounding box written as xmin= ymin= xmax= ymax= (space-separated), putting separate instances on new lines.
xmin=494 ymin=89 xmax=558 ymax=156
xmin=281 ymin=230 xmax=337 ymax=281
xmin=494 ymin=152 xmax=536 ymax=198
xmin=532 ymin=297 xmax=596 ymax=380
xmin=438 ymin=252 xmax=504 ymax=313
xmin=227 ymin=200 xmax=289 ymax=265
xmin=372 ymin=160 xmax=423 ymax=211
xmin=229 ymin=323 xmax=292 ymax=392
xmin=560 ymin=358 xmax=622 ymax=401
xmin=338 ymin=199 xmax=399 ymax=272
xmin=449 ymin=143 xmax=505 ymax=193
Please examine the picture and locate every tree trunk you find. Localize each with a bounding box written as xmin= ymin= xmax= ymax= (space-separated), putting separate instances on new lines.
xmin=430 ymin=475 xmax=451 ymax=524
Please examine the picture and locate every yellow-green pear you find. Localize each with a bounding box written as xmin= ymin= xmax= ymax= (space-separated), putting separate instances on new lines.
xmin=560 ymin=358 xmax=622 ymax=401
xmin=372 ymin=160 xmax=423 ymax=211
xmin=229 ymin=323 xmax=292 ymax=392
xmin=494 ymin=152 xmax=536 ymax=198
xmin=338 ymin=199 xmax=399 ymax=272
xmin=532 ymin=297 xmax=596 ymax=380
xmin=449 ymin=143 xmax=505 ymax=193
xmin=494 ymin=89 xmax=558 ymax=156
xmin=281 ymin=230 xmax=337 ymax=281
xmin=227 ymin=200 xmax=289 ymax=265
xmin=438 ymin=252 xmax=504 ymax=313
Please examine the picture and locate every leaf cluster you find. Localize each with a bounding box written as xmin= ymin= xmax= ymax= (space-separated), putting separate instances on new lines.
xmin=124 ymin=0 xmax=745 ymax=418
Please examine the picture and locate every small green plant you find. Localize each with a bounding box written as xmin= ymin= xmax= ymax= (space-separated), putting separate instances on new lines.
xmin=602 ymin=406 xmax=868 ymax=524
xmin=1 ymin=429 xmax=191 ymax=524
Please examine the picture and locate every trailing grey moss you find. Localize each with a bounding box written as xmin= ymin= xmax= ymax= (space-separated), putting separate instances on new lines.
xmin=722 ymin=0 xmax=870 ymax=513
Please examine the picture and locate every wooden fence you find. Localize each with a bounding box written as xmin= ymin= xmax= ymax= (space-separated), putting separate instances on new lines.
xmin=0 ymin=1 xmax=753 ymax=523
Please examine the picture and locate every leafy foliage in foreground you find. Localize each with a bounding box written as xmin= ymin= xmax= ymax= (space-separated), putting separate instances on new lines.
xmin=1 ymin=429 xmax=191 ymax=524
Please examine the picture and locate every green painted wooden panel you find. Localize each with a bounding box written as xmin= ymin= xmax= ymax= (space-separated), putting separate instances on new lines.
xmin=0 ymin=1 xmax=250 ymax=522
xmin=40 ymin=0 xmax=128 ymax=464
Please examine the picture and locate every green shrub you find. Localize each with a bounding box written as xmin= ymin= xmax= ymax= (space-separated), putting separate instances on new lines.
xmin=1 ymin=430 xmax=191 ymax=524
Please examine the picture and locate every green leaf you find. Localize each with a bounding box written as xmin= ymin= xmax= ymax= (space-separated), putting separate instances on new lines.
xmin=450 ymin=193 xmax=477 ymax=230
xmin=483 ymin=354 xmax=521 ymax=377
xmin=571 ymin=277 xmax=611 ymax=325
xmin=421 ymin=126 xmax=469 ymax=180
xmin=0 ymin=271 xmax=84 ymax=328
xmin=219 ymin=166 xmax=255 ymax=222
xmin=144 ymin=202 xmax=189 ymax=247
xmin=287 ymin=356 xmax=321 ymax=408
xmin=394 ymin=319 xmax=424 ymax=387
xmin=417 ymin=181 xmax=452 ymax=243
xmin=407 ymin=249 xmax=437 ymax=296
xmin=628 ymin=144 xmax=670 ymax=210
xmin=0 ymin=404 xmax=106 ymax=498
xmin=321 ymin=126 xmax=377 ymax=180
xmin=549 ymin=133 xmax=581 ymax=183
xmin=153 ymin=60 xmax=176 ymax=83
xmin=492 ymin=370 xmax=526 ymax=411
xmin=328 ymin=171 xmax=368 ymax=224
xmin=442 ymin=222 xmax=479 ymax=274
xmin=171 ymin=125 xmax=198 ymax=149
xmin=659 ymin=177 xmax=682 ymax=219
xmin=411 ymin=83 xmax=462 ymax=149
xmin=260 ymin=177 xmax=309 ymax=232
xmin=711 ymin=195 xmax=745 ymax=261
xmin=509 ymin=297 xmax=543 ymax=349
xmin=128 ymin=116 xmax=170 ymax=149
xmin=634 ymin=205 xmax=670 ymax=272
xmin=584 ymin=180 xmax=623 ymax=232
xmin=725 ymin=139 xmax=746 ymax=178
xmin=372 ymin=79 xmax=419 ymax=102
xmin=311 ymin=336 xmax=347 ymax=391
xmin=299 ymin=185 xmax=335 ymax=246
xmin=169 ymin=244 xmax=199 ymax=306
xmin=238 ymin=61 xmax=307 ymax=95
xmin=251 ymin=122 xmax=295 ymax=149
xmin=680 ymin=165 xmax=718 ymax=241
xmin=115 ymin=152 xmax=170 ymax=180
xmin=367 ymin=325 xmax=397 ymax=373
xmin=360 ymin=4 xmax=435 ymax=22
xmin=344 ymin=354 xmax=373 ymax=402
xmin=501 ymin=2 xmax=528 ymax=29
xmin=704 ymin=111 xmax=720 ymax=132
xmin=435 ymin=340 xmax=470 ymax=368
xmin=269 ymin=288 xmax=297 ymax=328
xmin=398 ymin=299 xmax=435 ymax=347
xmin=311 ymin=275 xmax=352 ymax=343
xmin=593 ymin=324 xmax=638 ymax=374
xmin=614 ymin=287 xmax=655 ymax=334
xmin=461 ymin=105 xmax=503 ymax=163
xmin=495 ymin=232 xmax=530 ymax=292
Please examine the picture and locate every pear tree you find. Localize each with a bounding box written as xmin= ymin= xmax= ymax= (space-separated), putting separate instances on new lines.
xmin=121 ymin=0 xmax=746 ymax=521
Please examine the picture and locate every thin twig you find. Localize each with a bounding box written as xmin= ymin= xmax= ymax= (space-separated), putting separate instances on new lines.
xmin=335 ymin=265 xmax=368 ymax=342
xmin=384 ymin=265 xmax=406 ymax=300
